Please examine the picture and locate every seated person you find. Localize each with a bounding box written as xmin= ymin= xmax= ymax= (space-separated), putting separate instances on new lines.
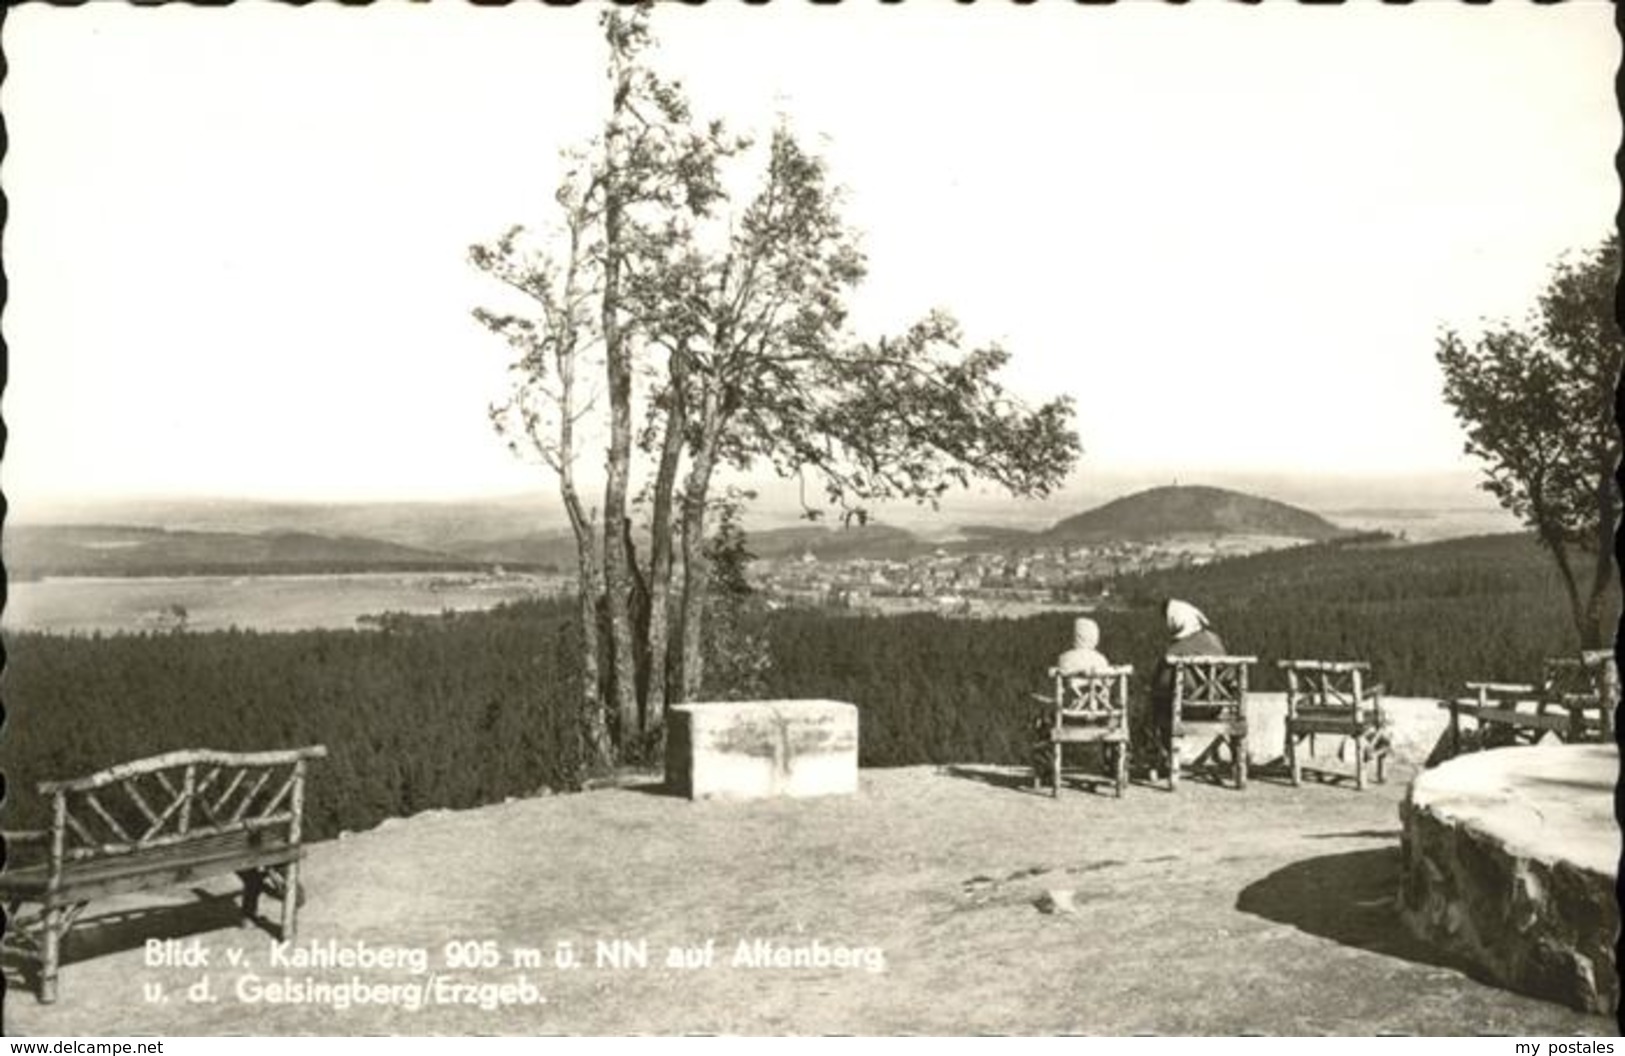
xmin=1055 ymin=617 xmax=1112 ymax=713
xmin=1150 ymin=598 xmax=1228 ymax=746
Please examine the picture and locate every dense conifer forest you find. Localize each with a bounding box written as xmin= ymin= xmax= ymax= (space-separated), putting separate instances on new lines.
xmin=2 ymin=532 xmax=1611 ymax=839
xmin=1 ymin=601 xmax=587 ymax=841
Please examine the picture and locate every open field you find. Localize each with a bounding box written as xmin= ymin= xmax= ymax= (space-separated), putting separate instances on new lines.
xmin=5 ymin=764 xmax=1611 ymax=1036
xmin=2 ymin=572 xmax=570 ymax=635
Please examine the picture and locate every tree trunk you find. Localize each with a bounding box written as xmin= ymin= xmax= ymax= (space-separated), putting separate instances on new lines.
xmin=601 ymin=386 xmax=639 ymax=748
xmin=623 ymin=515 xmax=652 ymax=709
xmin=599 ymin=60 xmax=639 ymax=752
xmin=677 ymin=413 xmax=721 ymax=702
xmin=644 ymin=374 xmax=687 ymax=730
xmin=1583 ymin=460 xmax=1619 ymax=650
xmin=1542 ymin=526 xmax=1593 ymax=650
xmin=573 ymin=556 xmax=613 ymax=772
xmin=560 ymin=483 xmax=612 ymax=773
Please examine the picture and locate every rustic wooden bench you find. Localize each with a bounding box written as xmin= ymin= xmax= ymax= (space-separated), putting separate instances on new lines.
xmin=1441 ymin=651 xmax=1618 ymax=756
xmin=1 ymin=746 xmax=326 ymax=1004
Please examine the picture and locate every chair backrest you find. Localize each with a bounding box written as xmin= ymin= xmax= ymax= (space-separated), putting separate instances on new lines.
xmin=1168 ymin=656 xmax=1256 ymax=712
xmin=1278 ymin=660 xmax=1378 ymax=715
xmin=1050 ymin=665 xmax=1133 ymax=720
xmin=1544 ymin=651 xmax=1619 ymax=708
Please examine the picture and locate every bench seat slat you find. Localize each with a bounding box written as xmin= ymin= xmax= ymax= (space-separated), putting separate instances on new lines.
xmin=1471 ymin=710 xmax=1573 ymax=733
xmin=0 ymin=830 xmax=301 ymax=901
xmin=6 ymin=849 xmax=303 ymax=905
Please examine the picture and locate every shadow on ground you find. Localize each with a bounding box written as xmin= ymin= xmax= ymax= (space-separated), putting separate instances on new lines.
xmin=939 ymin=765 xmax=1047 ymax=795
xmin=1236 ymin=847 xmax=1474 ymax=977
xmin=1305 ymin=829 xmax=1403 ymax=841
xmin=4 ymin=890 xmax=253 ymax=997
xmin=620 ymin=779 xmax=685 ymax=798
xmin=941 ymin=764 xmax=1138 ymax=797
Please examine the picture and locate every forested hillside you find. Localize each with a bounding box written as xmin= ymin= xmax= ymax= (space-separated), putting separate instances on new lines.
xmin=2 ymin=532 xmax=1608 ymax=838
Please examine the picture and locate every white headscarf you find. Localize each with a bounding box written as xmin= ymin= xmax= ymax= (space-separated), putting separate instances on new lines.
xmin=1165 ymin=599 xmax=1209 ymax=641
xmin=1072 ymin=617 xmax=1100 ymax=651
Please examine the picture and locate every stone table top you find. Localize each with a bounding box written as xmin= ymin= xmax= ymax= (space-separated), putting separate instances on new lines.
xmin=1409 ymin=743 xmax=1619 ymax=878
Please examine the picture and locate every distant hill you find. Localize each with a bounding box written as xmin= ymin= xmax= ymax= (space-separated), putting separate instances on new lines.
xmin=4 ymin=485 xmax=1365 ymax=577
xmin=10 ymin=495 xmax=564 ymax=553
xmin=956 ymin=525 xmax=1034 ymax=544
xmin=747 ymin=523 xmax=923 ymax=561
xmin=1043 ymin=485 xmax=1345 ymax=543
xmin=5 ymin=524 xmax=502 ymax=579
xmin=442 ymin=522 xmax=928 ymax=566
xmin=444 ymin=530 xmax=582 ymax=569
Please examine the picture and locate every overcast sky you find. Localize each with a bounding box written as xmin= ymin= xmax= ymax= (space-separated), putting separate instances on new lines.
xmin=3 ymin=2 xmax=1617 ymax=513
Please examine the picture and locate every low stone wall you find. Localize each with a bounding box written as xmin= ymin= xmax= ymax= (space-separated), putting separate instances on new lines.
xmin=666 ymin=700 xmax=859 ymax=801
xmin=1397 ymin=744 xmax=1620 ymax=1014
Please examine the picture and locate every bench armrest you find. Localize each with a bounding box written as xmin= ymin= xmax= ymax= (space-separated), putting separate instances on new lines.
xmin=1463 ymin=682 xmax=1536 ymax=696
xmin=2 ymin=830 xmax=50 ymax=844
xmin=2 ymin=830 xmax=52 ymax=869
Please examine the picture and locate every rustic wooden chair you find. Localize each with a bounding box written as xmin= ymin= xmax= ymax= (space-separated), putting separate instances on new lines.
xmin=1163 ymin=656 xmax=1256 ymax=791
xmin=1279 ymin=660 xmax=1390 ymax=790
xmin=1031 ymin=665 xmax=1133 ymax=798
xmin=1443 ymin=650 xmax=1619 ymax=756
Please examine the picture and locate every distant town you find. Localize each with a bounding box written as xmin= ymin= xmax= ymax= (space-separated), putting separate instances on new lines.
xmin=752 ymin=532 xmax=1349 ymax=618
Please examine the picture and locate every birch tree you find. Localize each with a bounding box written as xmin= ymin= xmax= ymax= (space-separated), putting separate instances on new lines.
xmin=475 ymin=6 xmax=1081 ymax=756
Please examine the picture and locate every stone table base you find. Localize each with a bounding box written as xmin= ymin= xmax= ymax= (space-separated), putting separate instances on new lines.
xmin=666 ymin=700 xmax=859 ymax=801
xmin=1399 ymin=743 xmax=1619 ymax=1014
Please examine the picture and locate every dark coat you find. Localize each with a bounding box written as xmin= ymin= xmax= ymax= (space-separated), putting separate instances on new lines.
xmin=1151 ymin=628 xmax=1229 ymax=707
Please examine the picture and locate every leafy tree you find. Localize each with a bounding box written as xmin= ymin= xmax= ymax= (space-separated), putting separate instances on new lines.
xmin=471 ymin=8 xmax=732 ymax=762
xmin=641 ymin=129 xmax=1081 ymax=701
xmin=473 ymin=6 xmax=1080 ymax=758
xmin=1436 ymin=233 xmax=1622 ymax=648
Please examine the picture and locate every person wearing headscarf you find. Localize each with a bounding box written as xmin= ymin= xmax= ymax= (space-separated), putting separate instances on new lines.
xmin=1163 ymin=599 xmax=1209 ymax=644
xmin=1146 ymin=599 xmax=1228 ymax=773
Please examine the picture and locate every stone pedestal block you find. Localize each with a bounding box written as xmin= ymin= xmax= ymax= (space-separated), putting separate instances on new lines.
xmin=1398 ymin=743 xmax=1619 ymax=1014
xmin=666 ymin=700 xmax=859 ymax=801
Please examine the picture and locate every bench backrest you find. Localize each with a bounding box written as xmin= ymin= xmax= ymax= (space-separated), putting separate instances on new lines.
xmin=1543 ymin=652 xmax=1618 ymax=738
xmin=1544 ymin=652 xmax=1619 ymax=707
xmin=37 ymin=747 xmax=327 ymax=869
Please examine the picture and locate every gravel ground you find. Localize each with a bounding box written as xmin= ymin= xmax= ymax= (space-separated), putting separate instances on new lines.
xmin=5 ymin=762 xmax=1615 ymax=1036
